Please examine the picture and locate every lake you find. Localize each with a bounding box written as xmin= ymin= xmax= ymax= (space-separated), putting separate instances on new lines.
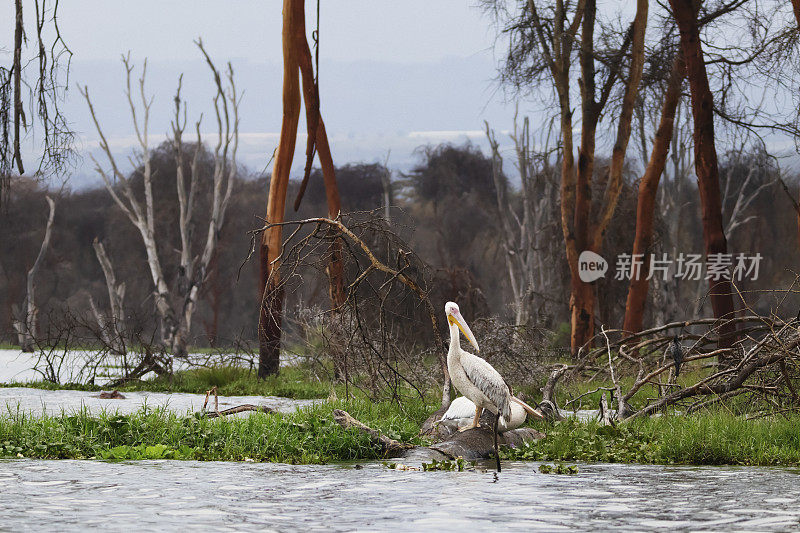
xmin=3 ymin=459 xmax=799 ymax=531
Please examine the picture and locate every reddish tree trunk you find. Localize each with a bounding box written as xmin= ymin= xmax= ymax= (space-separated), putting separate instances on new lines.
xmin=259 ymin=0 xmax=344 ymax=377
xmin=568 ymin=0 xmax=647 ymax=355
xmin=569 ymin=0 xmax=600 ymax=355
xmin=623 ymin=54 xmax=685 ymax=333
xmin=670 ymin=0 xmax=737 ymax=348
xmin=295 ymin=30 xmax=346 ymax=309
xmin=792 ymin=0 xmax=800 ymax=248
xmin=259 ymin=0 xmax=302 ymax=378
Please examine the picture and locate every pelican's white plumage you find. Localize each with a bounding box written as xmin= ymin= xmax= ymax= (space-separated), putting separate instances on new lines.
xmin=444 ymin=301 xmax=512 ymax=430
xmin=440 ymin=396 xmax=532 ymax=432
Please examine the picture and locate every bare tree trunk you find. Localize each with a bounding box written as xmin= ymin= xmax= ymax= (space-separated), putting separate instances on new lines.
xmin=90 ymin=237 xmax=126 ymax=354
xmin=381 ymin=163 xmax=392 ymax=224
xmin=13 ymin=195 xmax=55 ymax=351
xmin=570 ymin=0 xmax=600 ymax=355
xmin=83 ymin=46 xmax=238 ymax=360
xmin=259 ymin=0 xmax=345 ymax=378
xmin=294 ymin=4 xmax=345 ymax=311
xmin=259 ymin=0 xmax=302 ymax=378
xmin=172 ymin=43 xmax=240 ymax=358
xmin=569 ymin=0 xmax=647 ymax=355
xmin=670 ymin=0 xmax=738 ymax=352
xmin=486 ymin=115 xmax=559 ymax=327
xmin=623 ymin=54 xmax=684 ymax=333
xmin=12 ymin=0 xmax=24 ymax=174
xmin=789 ymin=0 xmax=800 ymax=249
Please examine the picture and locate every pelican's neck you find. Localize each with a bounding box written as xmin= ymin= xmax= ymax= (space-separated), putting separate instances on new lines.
xmin=448 ymin=321 xmax=461 ymax=357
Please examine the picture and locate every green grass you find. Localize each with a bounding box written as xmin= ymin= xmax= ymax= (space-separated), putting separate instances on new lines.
xmin=3 ymin=388 xmax=800 ymax=466
xmin=128 ymin=365 xmax=336 ymax=399
xmin=0 ymin=397 xmax=433 ymax=464
xmin=505 ymin=412 xmax=800 ymax=466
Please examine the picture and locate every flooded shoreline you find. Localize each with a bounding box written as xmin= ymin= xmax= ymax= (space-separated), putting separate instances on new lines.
xmin=4 ymin=459 xmax=800 ymax=531
xmin=0 ymin=386 xmax=316 ymax=417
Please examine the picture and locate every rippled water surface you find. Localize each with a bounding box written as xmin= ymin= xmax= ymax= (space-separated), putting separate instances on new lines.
xmin=0 ymin=387 xmax=315 ymax=417
xmin=3 ymin=459 xmax=800 ymax=531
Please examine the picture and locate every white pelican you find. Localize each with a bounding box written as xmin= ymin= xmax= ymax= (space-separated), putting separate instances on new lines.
xmin=439 ymin=395 xmax=543 ymax=432
xmin=445 ymin=301 xmax=541 ymax=432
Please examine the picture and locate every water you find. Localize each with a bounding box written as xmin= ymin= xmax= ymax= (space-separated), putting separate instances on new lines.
xmin=2 ymin=459 xmax=800 ymax=531
xmin=0 ymin=348 xmax=301 ymax=385
xmin=0 ymin=387 xmax=315 ymax=417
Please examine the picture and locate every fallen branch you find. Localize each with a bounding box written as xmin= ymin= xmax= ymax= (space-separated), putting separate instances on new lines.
xmin=332 ymin=408 xmax=413 ymax=458
xmin=204 ymin=405 xmax=275 ymax=418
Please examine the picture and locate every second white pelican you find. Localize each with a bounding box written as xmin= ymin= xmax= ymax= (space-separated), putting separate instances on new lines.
xmin=440 ymin=395 xmax=543 ymax=432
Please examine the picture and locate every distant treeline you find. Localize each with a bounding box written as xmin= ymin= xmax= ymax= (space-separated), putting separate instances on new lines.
xmin=1 ymin=140 xmax=797 ymax=348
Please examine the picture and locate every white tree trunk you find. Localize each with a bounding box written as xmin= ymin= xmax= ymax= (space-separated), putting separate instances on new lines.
xmin=14 ymin=195 xmax=55 ymax=352
xmin=91 ymin=238 xmax=127 ymax=355
xmin=81 ymin=44 xmax=239 ymax=359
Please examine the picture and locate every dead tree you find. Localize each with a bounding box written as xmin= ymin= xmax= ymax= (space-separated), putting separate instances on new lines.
xmin=80 ymin=43 xmax=240 ymax=358
xmin=88 ymin=238 xmax=126 ymax=355
xmin=259 ymin=0 xmax=344 ymax=377
xmin=12 ymin=195 xmax=55 ymax=351
xmin=559 ymin=298 xmax=800 ymax=420
xmin=1 ymin=0 xmax=74 ymax=202
xmin=623 ymin=54 xmax=685 ymax=334
xmin=485 ymin=0 xmax=648 ymax=355
xmin=380 ymin=154 xmax=393 ymax=224
xmin=669 ymin=0 xmax=738 ymax=351
xmin=254 ymin=212 xmax=452 ymax=407
xmin=485 ymin=114 xmax=560 ymax=327
xmin=720 ymin=147 xmax=775 ymax=239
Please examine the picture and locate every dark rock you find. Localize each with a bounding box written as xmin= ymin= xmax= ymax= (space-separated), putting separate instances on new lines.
xmin=429 ymin=426 xmax=545 ymax=461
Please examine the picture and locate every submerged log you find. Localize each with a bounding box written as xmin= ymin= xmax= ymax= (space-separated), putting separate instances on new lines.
xmin=333 ymin=408 xmax=544 ymax=462
xmin=95 ymin=390 xmax=126 ymax=399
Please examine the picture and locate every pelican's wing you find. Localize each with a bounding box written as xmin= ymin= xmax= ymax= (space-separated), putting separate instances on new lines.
xmin=460 ymin=352 xmax=512 ymax=420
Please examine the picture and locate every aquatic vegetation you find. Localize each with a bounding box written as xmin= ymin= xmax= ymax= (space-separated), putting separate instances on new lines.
xmin=505 ymin=413 xmax=800 ymax=466
xmin=538 ymin=463 xmax=578 ymax=475
xmin=0 ymin=398 xmax=433 ymax=464
xmin=421 ymin=457 xmax=472 ymax=471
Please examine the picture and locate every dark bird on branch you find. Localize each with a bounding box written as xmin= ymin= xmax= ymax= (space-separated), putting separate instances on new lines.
xmin=666 ymin=335 xmax=684 ymax=377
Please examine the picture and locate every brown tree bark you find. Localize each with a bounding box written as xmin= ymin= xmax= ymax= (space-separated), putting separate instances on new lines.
xmin=623 ymin=54 xmax=685 ymax=333
xmin=566 ymin=0 xmax=647 ymax=355
xmin=792 ymin=0 xmax=800 ymax=248
xmin=570 ymin=0 xmax=600 ymax=355
xmin=12 ymin=0 xmax=25 ymax=174
xmin=259 ymin=0 xmax=302 ymax=378
xmin=669 ymin=0 xmax=737 ymax=348
xmin=294 ymin=23 xmax=346 ymax=309
xmin=259 ymin=0 xmax=345 ymax=377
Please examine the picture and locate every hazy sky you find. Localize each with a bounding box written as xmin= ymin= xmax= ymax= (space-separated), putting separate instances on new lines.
xmin=51 ymin=1 xmax=499 ymax=64
xmin=3 ymin=1 xmax=532 ymax=187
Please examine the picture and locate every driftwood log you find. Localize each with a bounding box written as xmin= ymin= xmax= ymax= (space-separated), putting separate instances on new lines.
xmin=204 ymin=405 xmax=275 ymax=418
xmin=333 ymin=408 xmax=545 ymax=462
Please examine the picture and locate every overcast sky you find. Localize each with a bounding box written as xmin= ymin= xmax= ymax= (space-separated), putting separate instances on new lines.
xmin=3 ymin=1 xmax=536 ymax=188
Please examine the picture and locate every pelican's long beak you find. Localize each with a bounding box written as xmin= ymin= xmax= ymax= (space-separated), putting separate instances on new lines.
xmin=448 ymin=313 xmax=480 ymax=352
